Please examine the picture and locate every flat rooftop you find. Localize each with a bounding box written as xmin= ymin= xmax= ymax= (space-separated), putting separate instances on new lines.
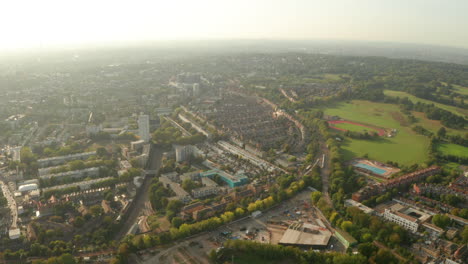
xmin=279 ymin=222 xmax=331 ymax=247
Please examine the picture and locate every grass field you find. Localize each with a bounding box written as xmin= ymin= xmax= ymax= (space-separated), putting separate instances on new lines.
xmin=332 ymin=122 xmax=379 ymax=133
xmin=436 ymin=143 xmax=468 ymax=158
xmin=412 ymin=112 xmax=465 ymax=136
xmin=452 ymin=84 xmax=468 ymax=96
xmin=322 ymin=100 xmax=430 ymax=165
xmin=384 ymin=90 xmax=468 ymax=117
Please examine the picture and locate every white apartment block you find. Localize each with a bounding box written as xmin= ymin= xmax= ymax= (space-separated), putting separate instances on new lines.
xmin=191 ymin=186 xmax=219 ymax=199
xmin=383 ymin=209 xmax=419 ymax=233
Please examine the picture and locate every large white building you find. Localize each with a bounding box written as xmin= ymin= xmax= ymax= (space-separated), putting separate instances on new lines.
xmin=382 ymin=203 xmax=430 ymax=233
xmin=174 ymin=145 xmax=202 ymax=163
xmin=383 ymin=209 xmax=419 ymax=233
xmin=138 ymin=114 xmax=150 ymax=143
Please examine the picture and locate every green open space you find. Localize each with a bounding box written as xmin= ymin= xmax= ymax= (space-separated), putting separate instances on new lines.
xmin=452 ymin=84 xmax=468 ymax=96
xmin=412 ymin=112 xmax=466 ymax=136
xmin=384 ymin=90 xmax=468 ymax=117
xmin=436 ymin=143 xmax=468 ymax=158
xmin=302 ymin=73 xmax=349 ymax=83
xmin=322 ymin=100 xmax=430 ymax=165
xmin=332 ymin=122 xmax=379 ymax=133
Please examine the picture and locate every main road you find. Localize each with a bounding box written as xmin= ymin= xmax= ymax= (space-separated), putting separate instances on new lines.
xmin=0 ymin=180 xmax=17 ymax=230
xmin=115 ymin=144 xmax=163 ymax=240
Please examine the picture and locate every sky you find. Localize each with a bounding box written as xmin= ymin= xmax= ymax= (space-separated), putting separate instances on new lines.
xmin=1 ymin=0 xmax=468 ymax=51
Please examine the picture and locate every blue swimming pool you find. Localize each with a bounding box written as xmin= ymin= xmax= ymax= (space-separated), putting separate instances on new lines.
xmin=354 ymin=163 xmax=386 ymax=175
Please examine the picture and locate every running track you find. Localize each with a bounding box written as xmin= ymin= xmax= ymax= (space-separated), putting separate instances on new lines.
xmin=328 ymin=120 xmax=386 ymax=136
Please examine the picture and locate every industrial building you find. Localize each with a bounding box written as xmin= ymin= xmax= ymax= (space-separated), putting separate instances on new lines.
xmin=279 ymin=222 xmax=331 ymax=249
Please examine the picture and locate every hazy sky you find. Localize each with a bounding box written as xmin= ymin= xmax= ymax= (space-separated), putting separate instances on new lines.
xmin=1 ymin=0 xmax=468 ymax=51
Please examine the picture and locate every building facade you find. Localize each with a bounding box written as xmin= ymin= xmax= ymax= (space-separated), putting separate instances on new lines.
xmin=383 ymin=209 xmax=419 ymax=232
xmin=138 ymin=114 xmax=150 ymax=143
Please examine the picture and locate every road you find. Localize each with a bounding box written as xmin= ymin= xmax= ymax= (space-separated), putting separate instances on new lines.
xmin=164 ymin=116 xmax=192 ymax=137
xmin=319 ymin=142 xmax=333 ymax=207
xmin=0 ymin=180 xmax=17 ymax=230
xmin=115 ymin=145 xmax=163 ymax=240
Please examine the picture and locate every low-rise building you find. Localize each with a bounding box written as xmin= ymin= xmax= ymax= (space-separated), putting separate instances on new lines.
xmin=191 ymin=186 xmax=219 ymax=199
xmin=8 ymin=228 xmax=20 ymax=239
xmin=40 ymin=167 xmax=100 ymax=180
xmin=37 ymin=151 xmax=97 ymax=168
xmin=159 ymin=175 xmax=191 ymax=203
xmin=200 ymin=169 xmax=248 ymax=188
xmin=279 ymin=222 xmax=332 ymax=249
xmin=344 ymin=199 xmax=374 ymax=214
xmin=334 ymin=228 xmax=357 ymax=248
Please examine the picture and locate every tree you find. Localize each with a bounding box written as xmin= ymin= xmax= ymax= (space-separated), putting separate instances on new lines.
xmin=58 ymin=254 xmax=76 ymax=264
xmin=235 ymin=207 xmax=245 ymax=217
xmin=96 ymin=147 xmax=108 ymax=157
xmin=143 ymin=234 xmax=153 ymax=249
xmin=220 ymin=211 xmax=235 ymax=223
xmin=247 ymin=202 xmax=257 ymax=212
xmin=89 ymin=205 xmax=103 ymax=217
xmin=166 ymin=200 xmax=183 ymax=212
xmin=358 ymin=242 xmax=378 ymax=258
xmin=389 ymin=233 xmax=401 ymax=245
xmin=310 ymin=191 xmax=322 ymax=205
xmin=171 ymin=217 xmax=184 ymax=228
xmin=432 ymin=214 xmax=451 ymax=229
xmin=181 ymin=179 xmax=197 ymax=192
xmin=341 ymin=221 xmax=353 ymax=232
xmin=437 ymin=127 xmax=447 ymax=138
xmin=372 ymin=249 xmax=399 ymax=264
xmin=332 ymin=254 xmax=367 ymax=264
xmin=461 ymin=226 xmax=468 ymax=244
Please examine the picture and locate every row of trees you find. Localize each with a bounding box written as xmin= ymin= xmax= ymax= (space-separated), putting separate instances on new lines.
xmin=213 ymin=239 xmax=405 ymax=264
xmin=112 ymin=168 xmax=312 ymax=263
xmin=389 ymin=96 xmax=466 ymax=129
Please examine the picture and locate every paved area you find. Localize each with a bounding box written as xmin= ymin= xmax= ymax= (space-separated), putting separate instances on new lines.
xmin=139 ymin=190 xmax=346 ymax=264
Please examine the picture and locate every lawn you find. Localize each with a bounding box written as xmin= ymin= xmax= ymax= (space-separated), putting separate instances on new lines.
xmin=322 ymin=100 xmax=430 ymax=165
xmin=332 ymin=122 xmax=379 ymax=133
xmin=436 ymin=143 xmax=468 ymax=158
xmin=384 ymin=90 xmax=468 ymax=117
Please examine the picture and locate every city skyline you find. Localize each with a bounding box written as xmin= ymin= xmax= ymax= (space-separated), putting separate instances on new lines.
xmin=1 ymin=0 xmax=468 ymax=52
